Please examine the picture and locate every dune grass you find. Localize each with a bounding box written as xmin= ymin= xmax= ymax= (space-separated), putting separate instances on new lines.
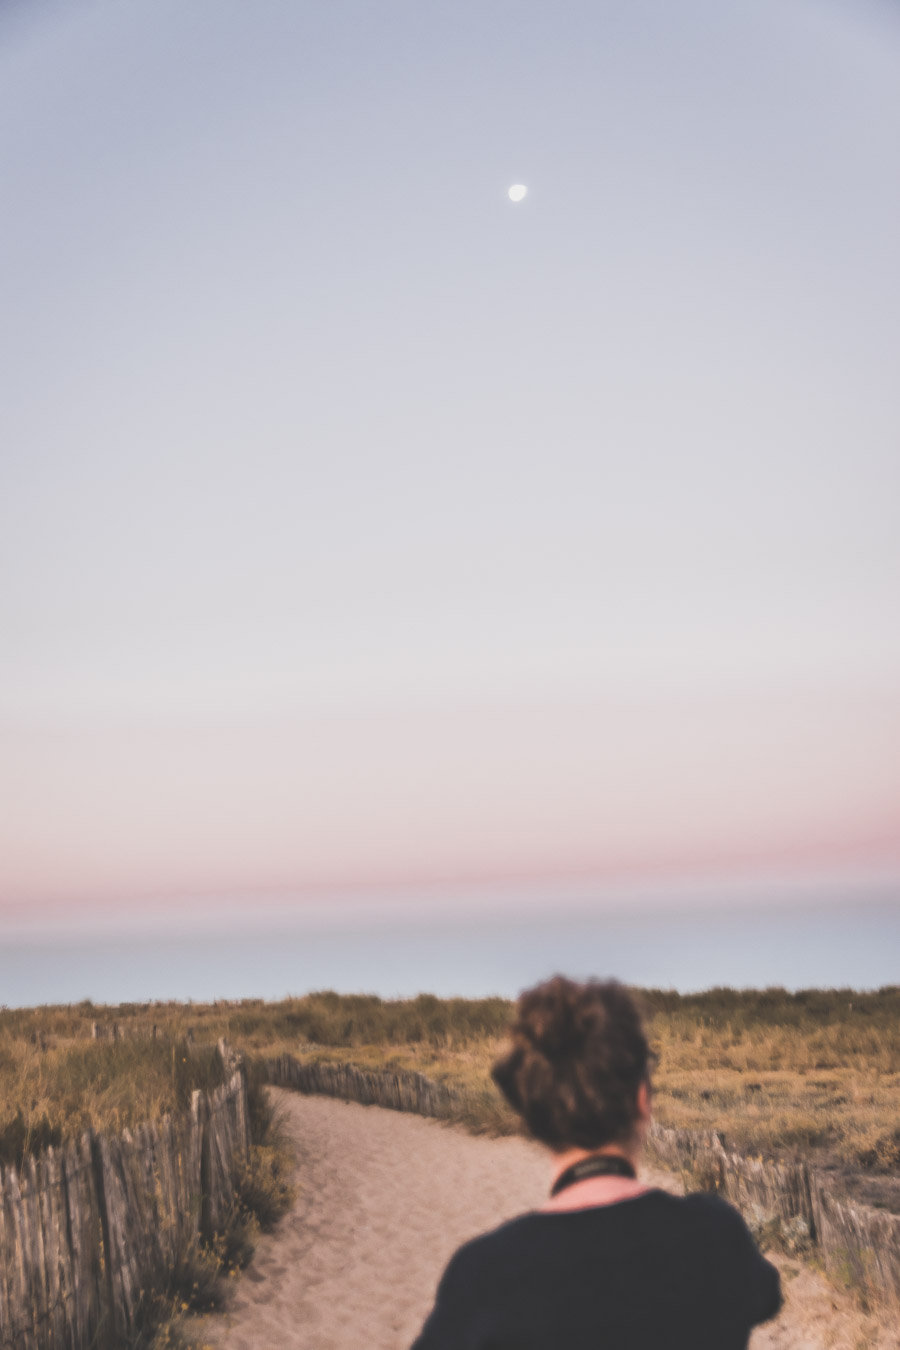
xmin=2 ymin=987 xmax=899 ymax=1175
xmin=0 ymin=1032 xmax=227 ymax=1169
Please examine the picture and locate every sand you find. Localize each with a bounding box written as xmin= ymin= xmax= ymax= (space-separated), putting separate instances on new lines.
xmin=201 ymin=1090 xmax=897 ymax=1350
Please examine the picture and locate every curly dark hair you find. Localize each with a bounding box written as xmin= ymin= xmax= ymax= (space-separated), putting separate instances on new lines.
xmin=491 ymin=975 xmax=653 ymax=1152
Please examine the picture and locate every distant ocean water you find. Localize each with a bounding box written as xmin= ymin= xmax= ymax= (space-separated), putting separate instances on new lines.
xmin=1 ymin=900 xmax=898 ymax=1007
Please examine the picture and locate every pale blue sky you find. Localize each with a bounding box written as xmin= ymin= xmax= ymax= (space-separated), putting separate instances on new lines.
xmin=1 ymin=0 xmax=898 ymax=942
xmin=3 ymin=898 xmax=900 ymax=1007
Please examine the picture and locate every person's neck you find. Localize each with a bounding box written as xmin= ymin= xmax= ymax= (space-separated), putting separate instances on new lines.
xmin=550 ymin=1140 xmax=641 ymax=1187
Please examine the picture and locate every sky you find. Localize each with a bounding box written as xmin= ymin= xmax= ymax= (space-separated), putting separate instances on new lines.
xmin=1 ymin=0 xmax=899 ymax=988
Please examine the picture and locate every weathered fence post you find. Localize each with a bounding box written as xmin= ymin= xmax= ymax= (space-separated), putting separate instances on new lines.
xmin=191 ymin=1089 xmax=212 ymax=1244
xmin=63 ymin=1131 xmax=106 ymax=1349
xmin=90 ymin=1129 xmax=128 ymax=1345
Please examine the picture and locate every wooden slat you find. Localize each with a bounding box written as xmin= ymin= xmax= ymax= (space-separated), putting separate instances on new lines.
xmin=183 ymin=1112 xmax=199 ymax=1252
xmin=93 ymin=1133 xmax=136 ymax=1340
xmin=191 ymin=1091 xmax=212 ymax=1242
xmin=0 ymin=1165 xmax=13 ymax=1350
xmin=61 ymin=1142 xmax=88 ymax=1350
xmin=22 ymin=1157 xmax=49 ymax=1349
xmin=147 ymin=1119 xmax=178 ymax=1270
xmin=37 ymin=1148 xmax=68 ymax=1350
xmin=175 ymin=1109 xmax=202 ymax=1248
xmin=4 ymin=1167 xmax=35 ymax=1350
xmin=206 ymin=1083 xmax=233 ymax=1235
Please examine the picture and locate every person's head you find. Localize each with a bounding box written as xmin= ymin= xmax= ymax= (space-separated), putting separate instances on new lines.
xmin=491 ymin=975 xmax=653 ymax=1156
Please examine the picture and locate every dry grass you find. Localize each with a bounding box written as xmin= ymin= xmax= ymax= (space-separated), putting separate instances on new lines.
xmin=646 ymin=988 xmax=900 ymax=1171
xmin=2 ymin=988 xmax=899 ymax=1177
xmin=0 ymin=1033 xmax=227 ymax=1169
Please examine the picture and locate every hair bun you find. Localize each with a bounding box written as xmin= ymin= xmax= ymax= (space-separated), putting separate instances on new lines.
xmin=491 ymin=975 xmax=650 ymax=1153
xmin=523 ymin=976 xmax=602 ymax=1056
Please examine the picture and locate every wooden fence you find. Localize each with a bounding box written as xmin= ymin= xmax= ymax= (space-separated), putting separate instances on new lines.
xmin=267 ymin=1053 xmax=900 ymax=1310
xmin=0 ymin=1056 xmax=250 ymax=1350
xmin=90 ymin=1024 xmax=195 ymax=1044
xmin=647 ymin=1120 xmax=900 ymax=1310
xmin=266 ymin=1054 xmax=460 ymax=1119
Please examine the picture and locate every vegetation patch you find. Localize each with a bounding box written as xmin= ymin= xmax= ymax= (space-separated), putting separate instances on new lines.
xmin=2 ymin=986 xmax=899 ymax=1185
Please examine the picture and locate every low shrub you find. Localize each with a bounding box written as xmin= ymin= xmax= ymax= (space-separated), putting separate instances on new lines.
xmin=232 ymin=1142 xmax=294 ymax=1234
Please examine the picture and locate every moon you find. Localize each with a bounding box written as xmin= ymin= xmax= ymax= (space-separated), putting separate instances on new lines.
xmin=508 ymin=184 xmax=528 ymax=203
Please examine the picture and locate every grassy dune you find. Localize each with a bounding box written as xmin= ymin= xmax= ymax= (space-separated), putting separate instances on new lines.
xmin=2 ymin=988 xmax=899 ymax=1178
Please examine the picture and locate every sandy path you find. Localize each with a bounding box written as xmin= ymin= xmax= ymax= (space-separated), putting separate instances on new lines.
xmin=202 ymin=1090 xmax=896 ymax=1350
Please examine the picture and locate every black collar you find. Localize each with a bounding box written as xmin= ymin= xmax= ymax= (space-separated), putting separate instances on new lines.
xmin=550 ymin=1153 xmax=637 ymax=1197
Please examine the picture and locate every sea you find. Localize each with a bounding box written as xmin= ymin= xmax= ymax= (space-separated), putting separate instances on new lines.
xmin=1 ymin=895 xmax=898 ymax=1007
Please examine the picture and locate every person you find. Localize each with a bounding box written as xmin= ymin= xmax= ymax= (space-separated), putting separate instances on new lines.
xmin=411 ymin=975 xmax=781 ymax=1349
